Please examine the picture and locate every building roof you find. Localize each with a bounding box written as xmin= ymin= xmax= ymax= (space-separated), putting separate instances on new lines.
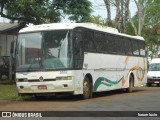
xmin=0 ymin=22 xmax=19 ymax=32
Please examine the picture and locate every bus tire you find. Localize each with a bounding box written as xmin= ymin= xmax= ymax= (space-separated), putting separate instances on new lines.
xmin=82 ymin=77 xmax=92 ymax=99
xmin=127 ymin=75 xmax=134 ymax=93
xmin=147 ymin=83 xmax=151 ymax=87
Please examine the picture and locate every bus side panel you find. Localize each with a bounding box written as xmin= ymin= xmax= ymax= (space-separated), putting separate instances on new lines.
xmin=73 ymin=70 xmax=94 ymax=95
xmin=118 ymin=56 xmax=147 ymax=88
xmin=83 ymin=52 xmax=147 ymax=92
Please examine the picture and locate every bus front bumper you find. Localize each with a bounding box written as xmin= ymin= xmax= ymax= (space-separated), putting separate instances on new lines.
xmin=16 ymin=81 xmax=74 ymax=94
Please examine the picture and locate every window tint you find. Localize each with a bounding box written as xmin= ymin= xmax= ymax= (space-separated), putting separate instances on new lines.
xmin=94 ymin=32 xmax=105 ymax=51
xmin=73 ymin=27 xmax=146 ymax=57
xmin=139 ymin=41 xmax=145 ymax=56
xmin=83 ymin=30 xmax=96 ymax=51
xmin=74 ymin=28 xmax=84 ymax=69
xmin=106 ymin=34 xmax=115 ymax=53
xmin=116 ymin=37 xmax=125 ymax=54
xmin=132 ymin=40 xmax=139 ymax=55
xmin=124 ymin=38 xmax=132 ymax=55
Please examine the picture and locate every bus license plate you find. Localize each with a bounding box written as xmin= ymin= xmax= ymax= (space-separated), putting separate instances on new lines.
xmin=38 ymin=85 xmax=47 ymax=90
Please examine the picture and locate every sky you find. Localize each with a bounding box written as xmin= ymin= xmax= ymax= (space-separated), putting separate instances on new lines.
xmin=0 ymin=0 xmax=137 ymax=23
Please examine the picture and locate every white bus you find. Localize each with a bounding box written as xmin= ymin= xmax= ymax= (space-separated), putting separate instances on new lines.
xmin=15 ymin=23 xmax=147 ymax=99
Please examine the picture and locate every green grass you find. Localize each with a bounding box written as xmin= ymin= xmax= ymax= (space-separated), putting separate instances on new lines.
xmin=0 ymin=83 xmax=22 ymax=100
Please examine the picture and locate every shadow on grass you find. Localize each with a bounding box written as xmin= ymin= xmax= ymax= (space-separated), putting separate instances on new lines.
xmin=0 ymin=79 xmax=15 ymax=85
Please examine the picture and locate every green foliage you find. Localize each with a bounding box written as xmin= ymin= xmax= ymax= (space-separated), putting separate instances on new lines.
xmin=143 ymin=1 xmax=160 ymax=43
xmin=143 ymin=20 xmax=160 ymax=58
xmin=126 ymin=23 xmax=136 ymax=36
xmin=89 ymin=15 xmax=108 ymax=26
xmin=144 ymin=0 xmax=160 ymax=26
xmin=0 ymin=0 xmax=92 ymax=24
xmin=130 ymin=0 xmax=160 ymax=57
xmin=64 ymin=0 xmax=92 ymax=22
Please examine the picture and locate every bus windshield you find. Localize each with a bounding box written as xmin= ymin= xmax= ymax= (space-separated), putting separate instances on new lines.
xmin=16 ymin=30 xmax=73 ymax=72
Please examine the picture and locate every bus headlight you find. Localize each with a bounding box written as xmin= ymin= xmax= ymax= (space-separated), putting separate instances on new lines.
xmin=56 ymin=76 xmax=72 ymax=80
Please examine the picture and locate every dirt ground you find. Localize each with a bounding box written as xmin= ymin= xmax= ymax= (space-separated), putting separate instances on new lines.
xmin=0 ymin=86 xmax=160 ymax=112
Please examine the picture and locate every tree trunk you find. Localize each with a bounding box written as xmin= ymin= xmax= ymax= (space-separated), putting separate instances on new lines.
xmin=128 ymin=9 xmax=138 ymax=35
xmin=115 ymin=0 xmax=121 ymax=31
xmin=120 ymin=0 xmax=124 ymax=33
xmin=124 ymin=0 xmax=130 ymax=33
xmin=104 ymin=0 xmax=112 ymax=27
xmin=134 ymin=0 xmax=146 ymax=36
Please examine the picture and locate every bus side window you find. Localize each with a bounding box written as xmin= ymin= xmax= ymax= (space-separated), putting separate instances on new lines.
xmin=138 ymin=41 xmax=145 ymax=56
xmin=124 ymin=38 xmax=132 ymax=55
xmin=83 ymin=30 xmax=96 ymax=52
xmin=105 ymin=33 xmax=108 ymax=52
xmin=74 ymin=29 xmax=84 ymax=69
xmin=132 ymin=40 xmax=139 ymax=55
xmin=106 ymin=34 xmax=115 ymax=53
xmin=116 ymin=36 xmax=125 ymax=54
xmin=94 ymin=32 xmax=105 ymax=52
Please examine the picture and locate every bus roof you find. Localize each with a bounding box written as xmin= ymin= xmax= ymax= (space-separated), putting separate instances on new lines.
xmin=19 ymin=23 xmax=144 ymax=40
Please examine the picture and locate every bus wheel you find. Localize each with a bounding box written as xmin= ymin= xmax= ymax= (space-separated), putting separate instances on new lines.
xmin=127 ymin=75 xmax=134 ymax=93
xmin=147 ymin=83 xmax=151 ymax=87
xmin=82 ymin=77 xmax=91 ymax=99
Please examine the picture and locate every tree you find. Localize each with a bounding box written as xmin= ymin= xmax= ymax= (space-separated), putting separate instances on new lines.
xmin=0 ymin=0 xmax=92 ymax=25
xmin=130 ymin=0 xmax=147 ymax=36
xmin=131 ymin=0 xmax=160 ymax=57
xmin=90 ymin=15 xmax=108 ymax=26
xmin=64 ymin=0 xmax=92 ymax=23
xmin=130 ymin=0 xmax=160 ymax=36
xmin=102 ymin=0 xmax=160 ymax=36
xmin=115 ymin=0 xmax=130 ymax=33
xmin=103 ymin=0 xmax=130 ymax=33
xmin=144 ymin=23 xmax=160 ymax=58
xmin=104 ymin=0 xmax=112 ymax=27
xmin=144 ymin=0 xmax=160 ymax=27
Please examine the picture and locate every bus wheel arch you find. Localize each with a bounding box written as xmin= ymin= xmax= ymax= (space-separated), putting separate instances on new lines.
xmin=127 ymin=72 xmax=134 ymax=93
xmin=82 ymin=73 xmax=93 ymax=99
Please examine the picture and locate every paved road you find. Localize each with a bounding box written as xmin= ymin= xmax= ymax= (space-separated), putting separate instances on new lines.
xmin=0 ymin=86 xmax=160 ymax=119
